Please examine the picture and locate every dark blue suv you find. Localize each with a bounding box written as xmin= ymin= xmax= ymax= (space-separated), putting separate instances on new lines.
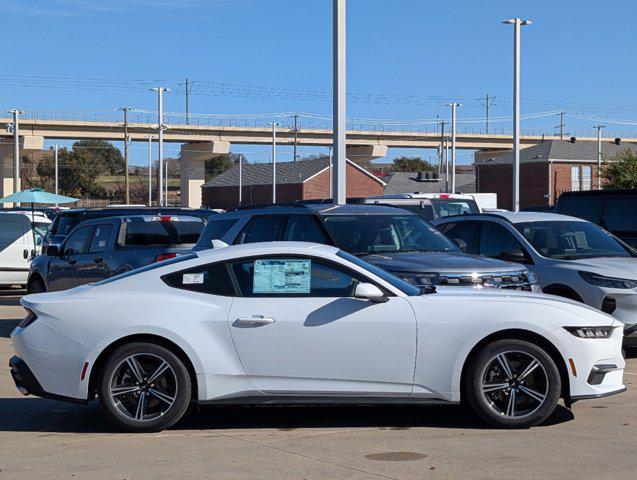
xmin=29 ymin=215 xmax=205 ymax=293
xmin=193 ymin=203 xmax=537 ymax=291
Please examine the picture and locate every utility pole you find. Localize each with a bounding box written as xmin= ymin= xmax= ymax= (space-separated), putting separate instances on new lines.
xmin=179 ymin=78 xmax=194 ymax=125
xmin=54 ymin=145 xmax=59 ymax=207
xmin=332 ymin=0 xmax=347 ymax=205
xmin=118 ymin=106 xmax=132 ymax=204
xmin=444 ymin=136 xmax=450 ymax=192
xmin=271 ymin=123 xmax=278 ymax=203
xmin=595 ymin=124 xmax=605 ymax=189
xmin=503 ymin=18 xmax=532 ymax=212
xmin=151 ymin=87 xmax=169 ymax=206
xmin=448 ymin=102 xmax=461 ymax=193
xmin=291 ymin=113 xmax=300 ymax=162
xmin=8 ymin=109 xmax=24 ymax=195
xmin=556 ymin=112 xmax=566 ymax=140
xmin=147 ymin=135 xmax=152 ymax=206
xmin=165 ymin=158 xmax=169 ymax=205
xmin=477 ymin=95 xmax=496 ymax=134
xmin=439 ymin=119 xmax=447 ymax=174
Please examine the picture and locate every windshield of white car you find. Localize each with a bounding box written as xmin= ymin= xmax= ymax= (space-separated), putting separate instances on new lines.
xmin=336 ymin=250 xmax=422 ymax=296
xmin=321 ymin=214 xmax=459 ymax=256
xmin=514 ymin=221 xmax=634 ymax=259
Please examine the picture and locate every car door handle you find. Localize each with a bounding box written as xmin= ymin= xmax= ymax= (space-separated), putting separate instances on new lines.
xmin=235 ymin=316 xmax=276 ymax=326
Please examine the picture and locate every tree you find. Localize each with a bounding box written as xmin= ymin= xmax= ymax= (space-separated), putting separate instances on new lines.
xmin=72 ymin=140 xmax=125 ymax=176
xmin=391 ymin=156 xmax=436 ymax=173
xmin=603 ymin=149 xmax=637 ymax=189
xmin=205 ymin=154 xmax=237 ymax=181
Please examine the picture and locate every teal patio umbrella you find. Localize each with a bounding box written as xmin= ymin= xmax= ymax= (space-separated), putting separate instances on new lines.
xmin=0 ymin=188 xmax=77 ymax=253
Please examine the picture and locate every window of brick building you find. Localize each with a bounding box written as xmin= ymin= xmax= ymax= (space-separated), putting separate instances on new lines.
xmin=571 ymin=166 xmax=580 ymax=191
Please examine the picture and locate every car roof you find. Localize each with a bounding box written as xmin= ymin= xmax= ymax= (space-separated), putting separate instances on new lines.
xmin=437 ymin=211 xmax=586 ymax=224
xmin=195 ymin=241 xmax=339 ymax=260
xmin=559 ymin=189 xmax=637 ymax=198
xmin=223 ymin=203 xmax=411 ymax=217
xmin=69 ymin=214 xmax=205 ymax=227
xmin=58 ymin=207 xmax=213 ymax=215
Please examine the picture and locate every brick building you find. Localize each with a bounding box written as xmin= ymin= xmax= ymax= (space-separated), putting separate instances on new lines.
xmin=202 ymin=157 xmax=385 ymax=209
xmin=474 ymin=139 xmax=637 ymax=209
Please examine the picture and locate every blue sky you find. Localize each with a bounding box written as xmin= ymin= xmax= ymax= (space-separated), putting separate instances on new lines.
xmin=4 ymin=0 xmax=637 ymax=166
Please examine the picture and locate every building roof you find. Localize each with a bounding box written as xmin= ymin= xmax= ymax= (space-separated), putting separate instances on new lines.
xmin=475 ymin=139 xmax=637 ymax=166
xmin=383 ymin=171 xmax=476 ymax=195
xmin=203 ymin=157 xmax=385 ymax=188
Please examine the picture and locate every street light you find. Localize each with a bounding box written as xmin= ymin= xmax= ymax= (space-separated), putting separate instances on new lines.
xmin=332 ymin=0 xmax=346 ymax=205
xmin=151 ymin=87 xmax=170 ymax=206
xmin=8 ymin=109 xmax=24 ymax=194
xmin=502 ymin=18 xmax=532 ymax=212
xmin=595 ymin=124 xmax=605 ymax=189
xmin=447 ymin=102 xmax=461 ymax=193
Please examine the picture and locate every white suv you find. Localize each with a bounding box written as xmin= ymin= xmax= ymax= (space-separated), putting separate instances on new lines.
xmin=434 ymin=212 xmax=637 ymax=334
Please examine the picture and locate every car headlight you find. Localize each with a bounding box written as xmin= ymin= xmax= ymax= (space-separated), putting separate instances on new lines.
xmin=564 ymin=326 xmax=616 ymax=339
xmin=525 ymin=270 xmax=538 ymax=284
xmin=579 ymin=271 xmax=637 ymax=289
xmin=395 ymin=272 xmax=440 ymax=287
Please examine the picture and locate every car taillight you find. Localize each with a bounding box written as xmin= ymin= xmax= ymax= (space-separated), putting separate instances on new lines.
xmin=18 ymin=308 xmax=37 ymax=329
xmin=155 ymin=253 xmax=178 ymax=263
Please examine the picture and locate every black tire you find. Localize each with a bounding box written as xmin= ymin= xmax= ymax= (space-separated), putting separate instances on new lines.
xmin=27 ymin=277 xmax=46 ymax=294
xmin=98 ymin=342 xmax=192 ymax=433
xmin=465 ymin=339 xmax=561 ymax=429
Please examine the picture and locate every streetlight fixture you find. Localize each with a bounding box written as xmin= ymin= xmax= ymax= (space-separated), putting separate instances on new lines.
xmin=502 ymin=18 xmax=532 ymax=212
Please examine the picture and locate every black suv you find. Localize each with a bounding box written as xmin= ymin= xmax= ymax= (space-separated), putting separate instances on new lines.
xmin=556 ymin=189 xmax=637 ymax=248
xmin=29 ymin=215 xmax=205 ymax=293
xmin=193 ymin=203 xmax=537 ymax=291
xmin=43 ymin=207 xmax=216 ymax=248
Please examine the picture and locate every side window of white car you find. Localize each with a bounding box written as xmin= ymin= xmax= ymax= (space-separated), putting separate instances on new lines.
xmin=229 ymin=257 xmax=363 ymax=298
xmin=162 ymin=262 xmax=235 ymax=296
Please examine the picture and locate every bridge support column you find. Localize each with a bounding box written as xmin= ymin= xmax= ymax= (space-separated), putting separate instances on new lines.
xmin=0 ymin=136 xmax=44 ymax=201
xmin=346 ymin=144 xmax=388 ymax=163
xmin=180 ymin=141 xmax=230 ymax=208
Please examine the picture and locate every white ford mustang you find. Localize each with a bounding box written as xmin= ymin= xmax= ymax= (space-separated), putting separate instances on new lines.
xmin=10 ymin=242 xmax=626 ymax=432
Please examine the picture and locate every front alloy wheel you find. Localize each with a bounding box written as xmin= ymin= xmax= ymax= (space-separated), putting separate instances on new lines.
xmin=466 ymin=339 xmax=561 ymax=428
xmin=98 ymin=343 xmax=191 ymax=432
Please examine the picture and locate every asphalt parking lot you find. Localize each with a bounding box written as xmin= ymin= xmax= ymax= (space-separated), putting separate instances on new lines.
xmin=0 ymin=291 xmax=635 ymax=480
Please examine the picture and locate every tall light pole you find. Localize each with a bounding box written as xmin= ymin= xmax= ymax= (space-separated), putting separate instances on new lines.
xmin=8 ymin=109 xmax=24 ymax=194
xmin=332 ymin=0 xmax=347 ymax=205
xmin=270 ymin=122 xmax=278 ymax=203
xmin=444 ymin=136 xmax=450 ymax=192
xmin=448 ymin=102 xmax=461 ymax=193
xmin=151 ymin=87 xmax=169 ymax=206
xmin=238 ymin=153 xmax=243 ymax=206
xmin=118 ymin=106 xmax=132 ymax=204
xmin=54 ymin=144 xmax=59 ymax=206
xmin=595 ymin=124 xmax=605 ymax=189
xmin=503 ymin=18 xmax=532 ymax=212
xmin=147 ymin=135 xmax=152 ymax=206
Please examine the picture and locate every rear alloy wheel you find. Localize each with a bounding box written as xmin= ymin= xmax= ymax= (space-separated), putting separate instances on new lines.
xmin=27 ymin=278 xmax=46 ymax=294
xmin=466 ymin=339 xmax=561 ymax=428
xmin=98 ymin=343 xmax=191 ymax=432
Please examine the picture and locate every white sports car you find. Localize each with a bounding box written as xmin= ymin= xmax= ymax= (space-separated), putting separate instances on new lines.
xmin=10 ymin=242 xmax=626 ymax=432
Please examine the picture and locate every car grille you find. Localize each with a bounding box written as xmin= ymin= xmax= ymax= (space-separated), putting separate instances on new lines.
xmin=439 ymin=271 xmax=533 ymax=291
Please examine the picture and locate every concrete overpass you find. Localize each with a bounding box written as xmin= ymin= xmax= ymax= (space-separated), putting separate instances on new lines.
xmin=2 ymin=116 xmax=635 ymax=207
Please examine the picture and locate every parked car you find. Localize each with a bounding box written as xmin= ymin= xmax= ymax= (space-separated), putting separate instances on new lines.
xmin=11 ymin=241 xmax=625 ymax=432
xmin=193 ymin=204 xmax=539 ymax=291
xmin=434 ymin=212 xmax=637 ymax=334
xmin=28 ymin=215 xmax=205 ymax=293
xmin=556 ymin=189 xmax=637 ymax=248
xmin=42 ymin=207 xmax=216 ymax=249
xmin=353 ymin=193 xmax=481 ymax=220
xmin=0 ymin=212 xmax=51 ymax=288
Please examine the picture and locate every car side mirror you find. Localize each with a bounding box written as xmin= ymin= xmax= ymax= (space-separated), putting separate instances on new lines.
xmin=453 ymin=238 xmax=468 ymax=253
xmin=500 ymin=249 xmax=529 ymax=264
xmin=354 ymin=283 xmax=388 ymax=303
xmin=46 ymin=245 xmax=60 ymax=257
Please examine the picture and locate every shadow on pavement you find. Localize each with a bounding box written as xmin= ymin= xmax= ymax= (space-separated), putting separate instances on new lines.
xmin=0 ymin=320 xmax=19 ymax=338
xmin=0 ymin=289 xmax=23 ymax=307
xmin=0 ymin=397 xmax=574 ymax=433
xmin=624 ymin=336 xmax=637 ymax=359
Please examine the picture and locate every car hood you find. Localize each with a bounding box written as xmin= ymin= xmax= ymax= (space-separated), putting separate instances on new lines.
xmin=414 ymin=288 xmax=618 ymax=327
xmin=362 ymin=251 xmax=525 ymax=273
xmin=554 ymin=256 xmax=637 ymax=279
